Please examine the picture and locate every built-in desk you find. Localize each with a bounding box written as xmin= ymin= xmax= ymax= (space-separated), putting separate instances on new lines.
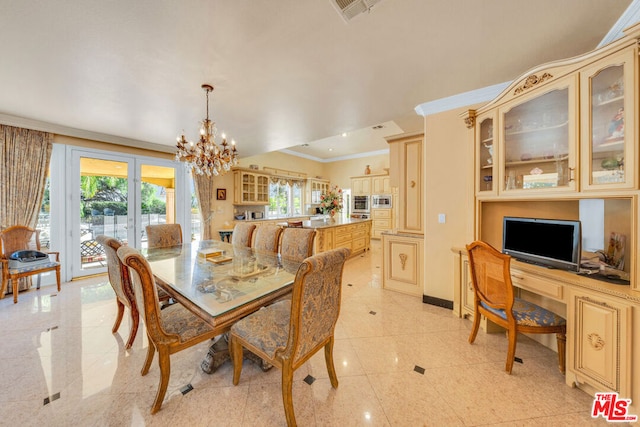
xmin=452 ymin=247 xmax=640 ymax=413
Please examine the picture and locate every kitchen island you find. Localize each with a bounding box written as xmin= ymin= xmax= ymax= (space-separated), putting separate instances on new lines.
xmin=286 ymin=217 xmax=372 ymax=257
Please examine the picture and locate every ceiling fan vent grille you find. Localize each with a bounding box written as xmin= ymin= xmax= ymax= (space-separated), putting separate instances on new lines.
xmin=332 ymin=0 xmax=383 ymax=22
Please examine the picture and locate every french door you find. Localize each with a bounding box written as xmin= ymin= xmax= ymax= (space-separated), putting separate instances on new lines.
xmin=66 ymin=147 xmax=188 ymax=279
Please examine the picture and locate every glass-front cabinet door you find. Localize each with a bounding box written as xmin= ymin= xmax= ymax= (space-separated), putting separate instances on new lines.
xmin=581 ymin=50 xmax=636 ymax=191
xmin=476 ymin=113 xmax=496 ymax=195
xmin=499 ymin=77 xmax=577 ymax=193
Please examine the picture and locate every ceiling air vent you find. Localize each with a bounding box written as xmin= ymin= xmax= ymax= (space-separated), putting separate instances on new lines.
xmin=331 ymin=0 xmax=383 ymax=22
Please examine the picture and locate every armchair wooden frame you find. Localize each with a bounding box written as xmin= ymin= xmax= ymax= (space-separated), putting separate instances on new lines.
xmin=466 ymin=240 xmax=566 ymax=374
xmin=1 ymin=225 xmax=60 ymax=303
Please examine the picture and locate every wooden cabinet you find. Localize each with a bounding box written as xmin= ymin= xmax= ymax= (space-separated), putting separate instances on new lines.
xmin=499 ymin=76 xmax=578 ymax=194
xmin=307 ymin=178 xmax=329 ymax=204
xmin=567 ymin=287 xmax=632 ymax=396
xmin=351 ymin=177 xmax=371 ymax=195
xmin=371 ymin=208 xmax=392 ymax=239
xmin=371 ymin=175 xmax=391 ymax=194
xmin=233 ymin=170 xmax=270 ymax=205
xmin=314 ymin=221 xmax=371 ymax=257
xmin=386 ymin=133 xmax=423 ymax=234
xmin=382 ymin=233 xmax=423 ymax=296
xmin=580 ymin=49 xmax=636 ymax=191
xmin=466 ymin=30 xmax=638 ymax=197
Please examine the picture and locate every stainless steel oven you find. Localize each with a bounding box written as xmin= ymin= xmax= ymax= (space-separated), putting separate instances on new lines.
xmin=372 ymin=194 xmax=392 ymax=209
xmin=352 ymin=195 xmax=370 ymax=214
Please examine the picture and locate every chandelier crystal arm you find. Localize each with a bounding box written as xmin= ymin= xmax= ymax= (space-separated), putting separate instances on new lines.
xmin=175 ymin=83 xmax=239 ymax=176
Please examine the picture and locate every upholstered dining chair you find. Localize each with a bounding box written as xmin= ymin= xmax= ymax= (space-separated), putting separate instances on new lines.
xmin=96 ymin=235 xmax=171 ymax=349
xmin=252 ymin=224 xmax=283 ymax=254
xmin=466 ymin=240 xmax=567 ymax=374
xmin=229 ymin=247 xmax=351 ymax=426
xmin=231 ymin=223 xmax=257 ymax=248
xmin=0 ymin=225 xmax=60 ymax=303
xmin=146 ymin=224 xmax=183 ymax=249
xmin=286 ymin=220 xmax=303 ymax=228
xmin=116 ymin=245 xmax=218 ymax=414
xmin=279 ymin=227 xmax=316 ymax=263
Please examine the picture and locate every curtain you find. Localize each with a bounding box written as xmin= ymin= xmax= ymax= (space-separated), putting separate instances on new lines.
xmin=0 ymin=125 xmax=53 ymax=292
xmin=192 ymin=170 xmax=214 ymax=240
xmin=0 ymin=125 xmax=53 ymax=228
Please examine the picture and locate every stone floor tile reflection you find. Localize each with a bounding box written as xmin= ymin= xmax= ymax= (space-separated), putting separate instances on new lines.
xmin=0 ymin=241 xmax=612 ymax=426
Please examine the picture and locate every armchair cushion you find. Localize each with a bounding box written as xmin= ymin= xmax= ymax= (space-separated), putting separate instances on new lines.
xmin=7 ymin=261 xmax=60 ymax=275
xmin=481 ymin=298 xmax=567 ymax=327
xmin=230 ymin=299 xmax=291 ymax=359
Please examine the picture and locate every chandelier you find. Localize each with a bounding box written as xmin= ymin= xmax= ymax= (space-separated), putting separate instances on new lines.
xmin=175 ymin=84 xmax=238 ymax=176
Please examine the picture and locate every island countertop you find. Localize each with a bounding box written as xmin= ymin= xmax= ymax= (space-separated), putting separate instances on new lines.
xmin=277 ymin=217 xmax=372 ymax=229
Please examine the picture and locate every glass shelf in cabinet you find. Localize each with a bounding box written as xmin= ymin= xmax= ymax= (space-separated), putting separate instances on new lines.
xmin=504 ymin=120 xmax=568 ymax=137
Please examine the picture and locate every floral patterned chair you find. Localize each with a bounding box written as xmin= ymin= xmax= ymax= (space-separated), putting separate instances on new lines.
xmin=96 ymin=235 xmax=171 ymax=349
xmin=280 ymin=227 xmax=316 ymax=263
xmin=0 ymin=225 xmax=60 ymax=303
xmin=117 ymin=245 xmax=218 ymax=414
xmin=231 ymin=223 xmax=256 ymax=248
xmin=145 ymin=224 xmax=183 ymax=249
xmin=229 ymin=247 xmax=351 ymax=426
xmin=252 ymin=224 xmax=283 ymax=254
xmin=466 ymin=240 xmax=566 ymax=374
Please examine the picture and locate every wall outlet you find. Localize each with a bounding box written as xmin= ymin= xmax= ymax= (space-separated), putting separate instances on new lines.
xmin=438 ymin=213 xmax=446 ymax=224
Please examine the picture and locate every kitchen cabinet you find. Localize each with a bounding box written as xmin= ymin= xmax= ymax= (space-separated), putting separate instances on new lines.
xmin=233 ymin=169 xmax=270 ymax=205
xmin=386 ymin=132 xmax=423 ymax=234
xmin=307 ymin=178 xmax=329 ymax=204
xmin=314 ymin=220 xmax=371 ymax=257
xmin=371 ymin=208 xmax=392 ymax=239
xmin=382 ymin=232 xmax=423 ymax=296
xmin=351 ymin=177 xmax=371 ymax=195
xmin=371 ymin=174 xmax=391 ymax=194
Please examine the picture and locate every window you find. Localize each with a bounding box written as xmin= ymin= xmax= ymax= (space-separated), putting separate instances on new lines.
xmin=268 ymin=178 xmax=303 ymax=217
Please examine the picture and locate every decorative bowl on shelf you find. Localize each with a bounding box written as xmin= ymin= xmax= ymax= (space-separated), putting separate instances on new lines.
xmin=520 ymin=153 xmax=532 ymax=161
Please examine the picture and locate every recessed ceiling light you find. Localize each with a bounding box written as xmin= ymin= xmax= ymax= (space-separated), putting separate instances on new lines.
xmin=341 ymin=132 xmax=348 ymax=137
xmin=329 ymin=148 xmax=333 ymax=151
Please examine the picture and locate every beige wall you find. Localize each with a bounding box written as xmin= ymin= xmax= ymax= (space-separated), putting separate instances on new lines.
xmin=324 ymin=154 xmax=390 ymax=190
xmin=423 ymin=105 xmax=480 ymax=301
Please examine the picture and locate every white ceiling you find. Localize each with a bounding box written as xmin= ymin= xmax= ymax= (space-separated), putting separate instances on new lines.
xmin=0 ymin=0 xmax=633 ymax=161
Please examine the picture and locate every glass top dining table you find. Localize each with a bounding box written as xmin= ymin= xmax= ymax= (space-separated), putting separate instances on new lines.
xmin=143 ymin=240 xmax=300 ymax=331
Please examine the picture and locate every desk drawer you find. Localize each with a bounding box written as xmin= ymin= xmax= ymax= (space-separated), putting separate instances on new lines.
xmin=511 ymin=270 xmax=564 ymax=302
xmin=352 ymin=237 xmax=366 ymax=252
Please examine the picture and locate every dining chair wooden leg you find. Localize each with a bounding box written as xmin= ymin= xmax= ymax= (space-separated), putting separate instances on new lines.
xmin=125 ymin=305 xmax=140 ymax=350
xmin=324 ymin=337 xmax=339 ymax=388
xmin=0 ymin=275 xmax=7 ymax=299
xmin=230 ymin=335 xmax=244 ymax=385
xmin=506 ymin=329 xmax=517 ymax=374
xmin=151 ymin=347 xmax=171 ymax=415
xmin=13 ymin=279 xmax=18 ymax=303
xmin=55 ymin=266 xmax=61 ymax=292
xmin=113 ymin=300 xmax=125 ymax=333
xmin=556 ymin=332 xmax=567 ymax=374
xmin=142 ymin=337 xmax=156 ymax=376
xmin=468 ymin=307 xmax=481 ymax=344
xmin=281 ymin=364 xmax=296 ymax=427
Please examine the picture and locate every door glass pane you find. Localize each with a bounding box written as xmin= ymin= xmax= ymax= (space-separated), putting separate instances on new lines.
xmin=479 ymin=118 xmax=494 ymax=191
xmin=140 ymin=164 xmax=176 ymax=248
xmin=503 ymin=88 xmax=569 ymax=190
xmin=590 ymin=64 xmax=625 ymax=185
xmin=79 ymin=157 xmax=128 ymax=270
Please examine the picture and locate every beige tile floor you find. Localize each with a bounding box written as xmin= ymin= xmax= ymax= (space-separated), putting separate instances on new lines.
xmin=0 ymin=241 xmax=618 ymax=426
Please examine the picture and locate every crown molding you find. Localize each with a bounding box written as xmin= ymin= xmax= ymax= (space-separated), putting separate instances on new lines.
xmin=414 ymin=81 xmax=511 ymax=117
xmin=280 ymin=148 xmax=389 ymax=163
xmin=598 ymin=0 xmax=640 ymax=48
xmin=0 ymin=112 xmax=173 ymax=154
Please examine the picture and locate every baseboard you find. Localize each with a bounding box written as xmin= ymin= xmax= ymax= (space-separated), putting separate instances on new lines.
xmin=422 ymin=295 xmax=453 ymax=310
